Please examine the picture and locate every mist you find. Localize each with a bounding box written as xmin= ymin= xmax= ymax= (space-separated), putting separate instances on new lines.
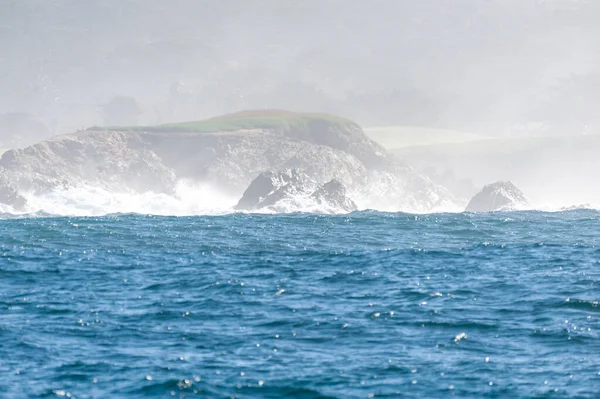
xmin=1 ymin=0 xmax=599 ymax=213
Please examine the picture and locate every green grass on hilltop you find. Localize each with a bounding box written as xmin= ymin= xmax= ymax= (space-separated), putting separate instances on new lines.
xmin=89 ymin=110 xmax=358 ymax=133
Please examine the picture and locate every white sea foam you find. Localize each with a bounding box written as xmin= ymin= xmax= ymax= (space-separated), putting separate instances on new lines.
xmin=2 ymin=180 xmax=598 ymax=217
xmin=19 ymin=180 xmax=238 ymax=217
xmin=247 ymin=195 xmax=357 ymax=215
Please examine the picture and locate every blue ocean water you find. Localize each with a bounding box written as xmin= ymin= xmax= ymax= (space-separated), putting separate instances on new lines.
xmin=1 ymin=211 xmax=599 ymax=398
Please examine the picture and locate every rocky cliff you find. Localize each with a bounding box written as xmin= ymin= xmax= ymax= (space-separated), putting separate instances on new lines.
xmin=0 ymin=110 xmax=458 ymax=213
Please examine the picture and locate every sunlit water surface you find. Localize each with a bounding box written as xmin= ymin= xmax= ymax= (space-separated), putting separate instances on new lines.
xmin=1 ymin=211 xmax=599 ymax=398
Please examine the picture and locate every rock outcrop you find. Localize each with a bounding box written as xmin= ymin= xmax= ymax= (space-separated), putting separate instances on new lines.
xmin=235 ymin=169 xmax=316 ymax=211
xmin=0 ymin=110 xmax=458 ymax=213
xmin=235 ymin=169 xmax=357 ymax=213
xmin=465 ymin=181 xmax=528 ymax=212
xmin=0 ymin=131 xmax=177 ymax=195
xmin=310 ymin=179 xmax=357 ymax=213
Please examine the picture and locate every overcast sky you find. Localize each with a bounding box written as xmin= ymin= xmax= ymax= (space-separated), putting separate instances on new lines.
xmin=1 ymin=0 xmax=599 ymax=136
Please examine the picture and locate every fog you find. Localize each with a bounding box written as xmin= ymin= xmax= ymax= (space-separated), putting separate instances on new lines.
xmin=1 ymin=0 xmax=599 ymax=212
xmin=2 ymin=0 xmax=599 ymax=135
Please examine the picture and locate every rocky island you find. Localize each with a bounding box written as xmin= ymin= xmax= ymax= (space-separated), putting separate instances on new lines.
xmin=465 ymin=181 xmax=529 ymax=212
xmin=0 ymin=110 xmax=458 ymax=214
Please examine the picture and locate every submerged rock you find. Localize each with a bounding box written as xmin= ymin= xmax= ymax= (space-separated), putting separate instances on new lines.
xmin=235 ymin=169 xmax=356 ymax=213
xmin=466 ymin=181 xmax=528 ymax=212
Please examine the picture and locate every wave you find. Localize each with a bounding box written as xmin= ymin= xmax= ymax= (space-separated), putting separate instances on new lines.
xmin=0 ymin=181 xmax=598 ymax=218
xmin=17 ymin=180 xmax=238 ymax=217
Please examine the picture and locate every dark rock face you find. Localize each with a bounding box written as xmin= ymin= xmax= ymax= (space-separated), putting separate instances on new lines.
xmin=311 ymin=179 xmax=357 ymax=213
xmin=235 ymin=170 xmax=356 ymax=213
xmin=235 ymin=169 xmax=315 ymax=210
xmin=466 ymin=181 xmax=528 ymax=212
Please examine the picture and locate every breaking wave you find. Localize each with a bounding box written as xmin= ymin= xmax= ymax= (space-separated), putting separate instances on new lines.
xmin=0 ymin=181 xmax=597 ymax=218
xmin=16 ymin=181 xmax=238 ymax=217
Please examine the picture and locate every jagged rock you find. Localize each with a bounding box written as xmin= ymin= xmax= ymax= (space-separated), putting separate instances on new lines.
xmin=235 ymin=169 xmax=316 ymax=210
xmin=0 ymin=131 xmax=177 ymax=195
xmin=466 ymin=181 xmax=528 ymax=212
xmin=235 ymin=170 xmax=356 ymax=213
xmin=0 ymin=111 xmax=459 ymax=213
xmin=311 ymin=179 xmax=357 ymax=212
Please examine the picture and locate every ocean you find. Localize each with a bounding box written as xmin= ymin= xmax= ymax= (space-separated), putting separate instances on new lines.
xmin=1 ymin=210 xmax=599 ymax=398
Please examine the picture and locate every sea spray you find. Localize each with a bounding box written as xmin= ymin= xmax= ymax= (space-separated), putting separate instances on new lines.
xmin=20 ymin=180 xmax=238 ymax=217
xmin=5 ymin=180 xmax=599 ymax=217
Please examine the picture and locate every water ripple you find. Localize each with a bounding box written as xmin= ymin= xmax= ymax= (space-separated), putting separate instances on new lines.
xmin=0 ymin=211 xmax=599 ymax=397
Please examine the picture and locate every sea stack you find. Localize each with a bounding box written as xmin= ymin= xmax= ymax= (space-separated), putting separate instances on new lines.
xmin=466 ymin=181 xmax=528 ymax=212
xmin=235 ymin=169 xmax=357 ymax=213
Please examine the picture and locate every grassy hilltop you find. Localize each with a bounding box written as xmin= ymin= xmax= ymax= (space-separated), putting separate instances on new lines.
xmin=89 ymin=110 xmax=358 ymax=134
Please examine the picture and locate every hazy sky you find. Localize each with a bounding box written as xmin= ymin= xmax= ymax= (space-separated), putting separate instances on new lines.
xmin=1 ymin=0 xmax=599 ymax=136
